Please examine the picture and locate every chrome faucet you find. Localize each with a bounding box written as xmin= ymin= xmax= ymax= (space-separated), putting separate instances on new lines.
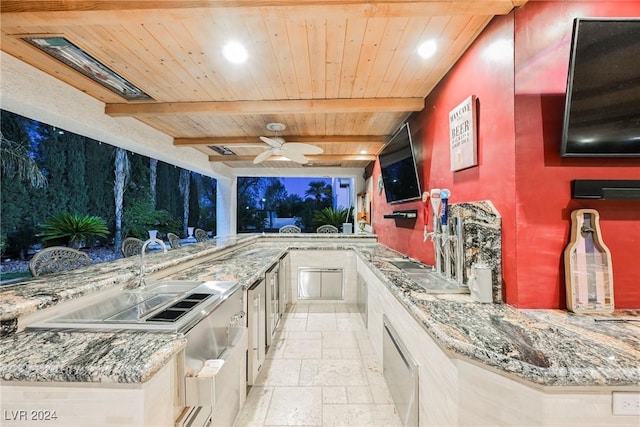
xmin=139 ymin=238 xmax=167 ymax=287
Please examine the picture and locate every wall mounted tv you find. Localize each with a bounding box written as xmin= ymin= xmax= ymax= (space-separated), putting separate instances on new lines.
xmin=561 ymin=18 xmax=640 ymax=157
xmin=378 ymin=122 xmax=422 ymax=204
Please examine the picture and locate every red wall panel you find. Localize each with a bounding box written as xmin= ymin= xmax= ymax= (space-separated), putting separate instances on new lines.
xmin=373 ymin=1 xmax=640 ymax=309
xmin=514 ymin=1 xmax=640 ymax=308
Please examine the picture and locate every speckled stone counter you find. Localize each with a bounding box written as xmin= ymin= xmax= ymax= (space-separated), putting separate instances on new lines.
xmin=0 ymin=330 xmax=186 ymax=383
xmin=360 ymin=244 xmax=640 ymax=388
xmin=0 ymin=234 xmax=375 ymax=384
xmin=1 ymin=234 xmax=638 ymax=388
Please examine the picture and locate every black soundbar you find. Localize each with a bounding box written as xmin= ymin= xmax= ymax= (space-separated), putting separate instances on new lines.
xmin=383 ymin=209 xmax=418 ymax=219
xmin=571 ymin=180 xmax=640 ymax=200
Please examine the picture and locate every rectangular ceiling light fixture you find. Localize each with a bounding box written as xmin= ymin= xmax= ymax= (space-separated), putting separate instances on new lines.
xmin=23 ymin=36 xmax=152 ymax=101
xmin=209 ymin=145 xmax=237 ymax=155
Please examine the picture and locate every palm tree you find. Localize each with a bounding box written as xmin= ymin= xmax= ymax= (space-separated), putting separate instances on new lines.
xmin=179 ymin=169 xmax=191 ymax=236
xmin=149 ymin=158 xmax=158 ymax=209
xmin=305 ymin=180 xmax=332 ymax=209
xmin=0 ymin=131 xmax=47 ymax=188
xmin=113 ymin=148 xmax=130 ymax=253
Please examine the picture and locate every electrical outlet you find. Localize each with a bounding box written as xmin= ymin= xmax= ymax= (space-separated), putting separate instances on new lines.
xmin=612 ymin=392 xmax=640 ymax=416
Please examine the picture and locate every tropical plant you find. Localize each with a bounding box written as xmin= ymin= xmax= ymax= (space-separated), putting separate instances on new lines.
xmin=312 ymin=207 xmax=351 ymax=230
xmin=38 ymin=212 xmax=109 ymax=249
xmin=0 ymin=131 xmax=47 ymax=188
xmin=305 ymin=180 xmax=332 ymax=209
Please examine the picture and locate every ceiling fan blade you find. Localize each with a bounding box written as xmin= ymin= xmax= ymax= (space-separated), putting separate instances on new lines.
xmin=253 ymin=149 xmax=274 ymax=164
xmin=259 ymin=136 xmax=284 ymax=148
xmin=280 ymin=150 xmax=309 ymax=164
xmin=282 ymin=142 xmax=323 ymax=154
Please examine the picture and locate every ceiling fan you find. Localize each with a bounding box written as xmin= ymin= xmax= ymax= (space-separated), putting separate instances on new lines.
xmin=254 ymin=123 xmax=323 ymax=164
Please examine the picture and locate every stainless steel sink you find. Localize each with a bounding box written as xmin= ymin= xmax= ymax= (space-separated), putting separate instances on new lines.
xmin=389 ymin=258 xmax=469 ymax=294
xmin=403 ymin=271 xmax=469 ymax=294
xmin=389 ymin=259 xmax=432 ymax=271
xmin=27 ymin=280 xmax=240 ymax=333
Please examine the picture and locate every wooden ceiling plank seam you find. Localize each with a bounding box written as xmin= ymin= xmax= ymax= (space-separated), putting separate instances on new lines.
xmin=182 ymin=15 xmax=241 ymax=102
xmin=96 ymin=23 xmax=185 ymax=101
xmin=314 ymin=111 xmax=326 ymax=138
xmin=141 ymin=21 xmax=218 ymax=102
xmin=371 ymin=18 xmax=418 ymax=97
xmin=165 ymin=20 xmax=231 ymax=101
xmin=337 ymin=17 xmax=367 ymax=99
xmin=350 ymin=17 xmax=387 ymax=99
xmin=262 ymin=10 xmax=300 ymax=100
xmin=64 ymin=24 xmax=172 ymax=100
xmin=390 ymin=15 xmax=451 ymax=97
xmin=324 ymin=18 xmax=347 ymax=100
xmin=286 ymin=18 xmax=314 ymax=100
xmin=118 ymin=22 xmax=198 ymax=101
xmin=362 ymin=16 xmax=410 ymax=98
xmin=244 ymin=15 xmax=282 ymax=101
xmin=377 ymin=16 xmax=441 ymax=97
xmin=214 ymin=14 xmax=273 ymax=102
xmin=306 ymin=17 xmax=328 ymax=99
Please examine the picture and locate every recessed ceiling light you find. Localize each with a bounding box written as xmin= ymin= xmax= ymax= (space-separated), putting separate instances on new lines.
xmin=223 ymin=41 xmax=248 ymax=64
xmin=360 ymin=150 xmax=367 ymax=154
xmin=417 ymin=40 xmax=437 ymax=59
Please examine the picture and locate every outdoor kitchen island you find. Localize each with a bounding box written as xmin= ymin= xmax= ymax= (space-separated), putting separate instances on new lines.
xmin=0 ymin=234 xmax=638 ymax=426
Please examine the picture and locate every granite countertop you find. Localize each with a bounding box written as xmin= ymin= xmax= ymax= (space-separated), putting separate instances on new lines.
xmin=362 ymin=244 xmax=640 ymax=388
xmin=0 ymin=235 xmax=374 ymax=384
xmin=1 ymin=235 xmax=639 ymax=388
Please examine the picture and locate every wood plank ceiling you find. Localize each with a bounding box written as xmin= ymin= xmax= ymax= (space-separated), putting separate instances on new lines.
xmin=0 ymin=1 xmax=525 ymax=170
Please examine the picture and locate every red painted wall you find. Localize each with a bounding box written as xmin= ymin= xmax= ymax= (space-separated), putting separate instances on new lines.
xmin=513 ymin=1 xmax=640 ymax=308
xmin=373 ymin=1 xmax=640 ymax=309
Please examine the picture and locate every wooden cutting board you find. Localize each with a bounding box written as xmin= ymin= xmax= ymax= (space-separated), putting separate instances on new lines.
xmin=564 ymin=209 xmax=614 ymax=313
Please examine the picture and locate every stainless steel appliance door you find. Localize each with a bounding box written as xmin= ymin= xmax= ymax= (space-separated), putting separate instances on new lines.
xmin=383 ymin=315 xmax=419 ymax=427
xmin=320 ymin=268 xmax=344 ymax=299
xmin=247 ymin=280 xmax=266 ymax=385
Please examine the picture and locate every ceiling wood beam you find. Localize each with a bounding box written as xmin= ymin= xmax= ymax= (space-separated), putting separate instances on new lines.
xmin=106 ymin=98 xmax=424 ymax=117
xmin=1 ymin=2 xmax=526 ymax=27
xmin=1 ymin=1 xmax=526 ymax=16
xmin=208 ymin=154 xmax=377 ymax=162
xmin=174 ymin=135 xmax=387 ymax=146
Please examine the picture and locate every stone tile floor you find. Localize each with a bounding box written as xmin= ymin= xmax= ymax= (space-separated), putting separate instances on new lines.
xmin=233 ymin=303 xmax=402 ymax=427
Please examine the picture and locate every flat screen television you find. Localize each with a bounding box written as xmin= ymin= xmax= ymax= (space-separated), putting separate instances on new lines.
xmin=560 ymin=18 xmax=640 ymax=157
xmin=378 ymin=122 xmax=422 ymax=204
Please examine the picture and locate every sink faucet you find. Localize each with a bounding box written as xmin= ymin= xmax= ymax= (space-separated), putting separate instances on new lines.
xmin=139 ymin=238 xmax=167 ymax=287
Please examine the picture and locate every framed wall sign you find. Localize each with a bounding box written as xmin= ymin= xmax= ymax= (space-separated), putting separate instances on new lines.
xmin=449 ymin=95 xmax=478 ymax=171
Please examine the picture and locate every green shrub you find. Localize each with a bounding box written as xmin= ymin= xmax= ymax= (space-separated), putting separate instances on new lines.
xmin=38 ymin=212 xmax=109 ymax=249
xmin=123 ymin=201 xmax=181 ymax=239
xmin=5 ymin=219 xmax=37 ymax=260
xmin=312 ymin=207 xmax=353 ymax=230
xmin=0 ymin=234 xmax=6 ymax=257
